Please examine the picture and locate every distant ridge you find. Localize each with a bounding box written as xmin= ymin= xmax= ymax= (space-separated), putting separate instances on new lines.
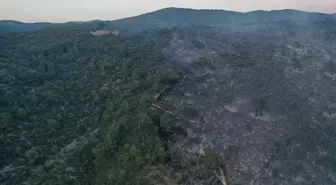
xmin=1 ymin=7 xmax=335 ymax=33
xmin=0 ymin=20 xmax=85 ymax=33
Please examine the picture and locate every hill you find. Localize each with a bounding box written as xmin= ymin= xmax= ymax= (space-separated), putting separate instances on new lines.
xmin=1 ymin=7 xmax=335 ymax=33
xmin=0 ymin=20 xmax=85 ymax=33
xmin=1 ymin=7 xmax=336 ymax=185
xmin=109 ymin=8 xmax=336 ymax=31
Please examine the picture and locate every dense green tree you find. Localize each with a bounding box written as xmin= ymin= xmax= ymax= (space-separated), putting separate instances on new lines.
xmin=0 ymin=26 xmax=177 ymax=185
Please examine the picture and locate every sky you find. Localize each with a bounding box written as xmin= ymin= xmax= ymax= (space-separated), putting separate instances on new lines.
xmin=0 ymin=0 xmax=335 ymax=22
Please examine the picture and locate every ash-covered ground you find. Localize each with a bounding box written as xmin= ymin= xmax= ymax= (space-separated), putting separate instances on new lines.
xmin=157 ymin=26 xmax=336 ymax=185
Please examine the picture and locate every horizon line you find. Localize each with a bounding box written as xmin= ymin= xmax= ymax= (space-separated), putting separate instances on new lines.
xmin=1 ymin=7 xmax=335 ymax=24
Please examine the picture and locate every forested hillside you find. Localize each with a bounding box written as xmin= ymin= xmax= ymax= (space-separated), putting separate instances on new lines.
xmin=0 ymin=27 xmax=180 ymax=185
xmin=1 ymin=7 xmax=336 ymax=185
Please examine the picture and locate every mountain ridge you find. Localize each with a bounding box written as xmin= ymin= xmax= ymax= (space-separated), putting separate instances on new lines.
xmin=1 ymin=7 xmax=335 ymax=33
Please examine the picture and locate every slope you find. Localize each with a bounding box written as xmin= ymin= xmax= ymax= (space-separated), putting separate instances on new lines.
xmin=0 ymin=26 xmax=179 ymax=185
xmin=155 ymin=18 xmax=336 ymax=185
xmin=1 ymin=7 xmax=336 ymax=185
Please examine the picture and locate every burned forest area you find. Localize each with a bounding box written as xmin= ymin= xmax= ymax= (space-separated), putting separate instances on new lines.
xmin=1 ymin=7 xmax=336 ymax=185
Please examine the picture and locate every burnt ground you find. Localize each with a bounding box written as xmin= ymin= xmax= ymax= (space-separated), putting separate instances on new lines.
xmin=156 ymin=27 xmax=336 ymax=185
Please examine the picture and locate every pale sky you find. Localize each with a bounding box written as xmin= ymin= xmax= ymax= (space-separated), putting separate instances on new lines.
xmin=0 ymin=0 xmax=335 ymax=22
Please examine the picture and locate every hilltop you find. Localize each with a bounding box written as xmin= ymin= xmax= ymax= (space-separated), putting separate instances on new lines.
xmin=1 ymin=7 xmax=335 ymax=33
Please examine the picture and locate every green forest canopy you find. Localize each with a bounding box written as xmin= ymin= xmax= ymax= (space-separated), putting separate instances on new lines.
xmin=0 ymin=27 xmax=180 ymax=185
